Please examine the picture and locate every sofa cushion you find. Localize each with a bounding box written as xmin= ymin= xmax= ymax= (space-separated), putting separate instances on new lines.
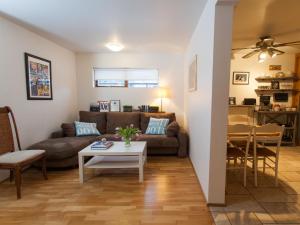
xmin=74 ymin=121 xmax=100 ymax=136
xmin=166 ymin=121 xmax=180 ymax=137
xmin=145 ymin=117 xmax=169 ymax=135
xmin=136 ymin=134 xmax=178 ymax=148
xmin=140 ymin=113 xmax=176 ymax=133
xmin=27 ymin=137 xmax=96 ymax=160
xmin=79 ymin=111 xmax=107 ymax=134
xmin=106 ymin=112 xmax=140 ymax=133
xmin=61 ymin=123 xmax=76 ymax=137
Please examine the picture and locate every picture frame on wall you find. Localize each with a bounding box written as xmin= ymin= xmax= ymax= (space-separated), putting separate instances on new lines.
xmin=24 ymin=53 xmax=53 ymax=100
xmin=99 ymin=101 xmax=110 ymax=112
xmin=188 ymin=55 xmax=197 ymax=92
xmin=110 ymin=100 xmax=121 ymax=112
xmin=232 ymin=71 xmax=249 ymax=85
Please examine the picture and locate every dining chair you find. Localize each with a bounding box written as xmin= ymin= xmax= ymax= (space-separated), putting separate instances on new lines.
xmin=0 ymin=106 xmax=47 ymax=199
xmin=227 ymin=124 xmax=252 ymax=187
xmin=251 ymin=123 xmax=284 ymax=186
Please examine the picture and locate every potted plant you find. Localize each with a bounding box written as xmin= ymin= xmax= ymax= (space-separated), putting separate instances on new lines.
xmin=115 ymin=124 xmax=140 ymax=147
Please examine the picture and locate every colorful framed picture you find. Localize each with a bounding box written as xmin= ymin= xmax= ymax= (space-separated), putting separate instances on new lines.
xmin=24 ymin=53 xmax=52 ymax=100
xmin=189 ymin=55 xmax=197 ymax=91
xmin=98 ymin=101 xmax=110 ymax=112
xmin=232 ymin=72 xmax=249 ymax=85
xmin=110 ymin=100 xmax=121 ymax=112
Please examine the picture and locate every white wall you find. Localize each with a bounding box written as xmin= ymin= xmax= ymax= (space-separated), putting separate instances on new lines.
xmin=230 ymin=53 xmax=296 ymax=105
xmin=0 ymin=17 xmax=78 ymax=180
xmin=76 ymin=53 xmax=184 ymax=125
xmin=184 ymin=0 xmax=235 ymax=204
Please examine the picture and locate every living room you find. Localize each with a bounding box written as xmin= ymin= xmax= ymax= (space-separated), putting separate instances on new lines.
xmin=2 ymin=0 xmax=299 ymax=225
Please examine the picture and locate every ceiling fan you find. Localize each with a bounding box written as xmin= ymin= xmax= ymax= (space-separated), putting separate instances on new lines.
xmin=232 ymin=36 xmax=300 ymax=63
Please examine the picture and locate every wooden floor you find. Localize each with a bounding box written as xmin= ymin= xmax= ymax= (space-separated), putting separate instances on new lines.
xmin=0 ymin=156 xmax=213 ymax=225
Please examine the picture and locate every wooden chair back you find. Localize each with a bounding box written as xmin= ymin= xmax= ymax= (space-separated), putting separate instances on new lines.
xmin=0 ymin=106 xmax=21 ymax=154
xmin=227 ymin=124 xmax=252 ymax=141
xmin=228 ymin=114 xmax=251 ymax=125
xmin=253 ymin=123 xmax=284 ymax=144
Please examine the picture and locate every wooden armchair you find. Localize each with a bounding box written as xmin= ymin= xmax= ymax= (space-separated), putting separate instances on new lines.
xmin=0 ymin=106 xmax=47 ymax=199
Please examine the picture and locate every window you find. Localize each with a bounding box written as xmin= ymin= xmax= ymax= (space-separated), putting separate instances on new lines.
xmin=94 ymin=68 xmax=159 ymax=88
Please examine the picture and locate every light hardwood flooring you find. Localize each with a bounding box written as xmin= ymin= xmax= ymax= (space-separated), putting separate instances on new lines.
xmin=211 ymin=147 xmax=300 ymax=225
xmin=0 ymin=156 xmax=214 ymax=225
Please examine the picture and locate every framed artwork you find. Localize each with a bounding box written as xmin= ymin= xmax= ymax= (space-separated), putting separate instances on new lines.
xmin=24 ymin=53 xmax=52 ymax=100
xmin=232 ymin=72 xmax=249 ymax=85
xmin=228 ymin=97 xmax=236 ymax=105
xmin=271 ymin=80 xmax=280 ymax=89
xmin=269 ymin=65 xmax=282 ymax=71
xmin=110 ymin=100 xmax=121 ymax=112
xmin=99 ymin=101 xmax=110 ymax=112
xmin=189 ymin=55 xmax=197 ymax=91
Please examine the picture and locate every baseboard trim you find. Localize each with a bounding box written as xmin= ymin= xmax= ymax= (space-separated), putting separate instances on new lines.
xmin=207 ymin=203 xmax=226 ymax=207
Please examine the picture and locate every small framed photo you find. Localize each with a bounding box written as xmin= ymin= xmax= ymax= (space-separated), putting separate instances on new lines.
xmin=271 ymin=80 xmax=280 ymax=89
xmin=110 ymin=100 xmax=121 ymax=112
xmin=232 ymin=72 xmax=249 ymax=85
xmin=24 ymin=53 xmax=53 ymax=100
xmin=229 ymin=97 xmax=236 ymax=105
xmin=98 ymin=101 xmax=110 ymax=112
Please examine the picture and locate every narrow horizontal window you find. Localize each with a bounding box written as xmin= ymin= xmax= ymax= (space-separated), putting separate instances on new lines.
xmin=93 ymin=68 xmax=159 ymax=88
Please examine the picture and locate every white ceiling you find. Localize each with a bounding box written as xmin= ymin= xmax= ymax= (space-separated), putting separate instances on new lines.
xmin=0 ymin=0 xmax=208 ymax=53
xmin=233 ymin=0 xmax=300 ymax=52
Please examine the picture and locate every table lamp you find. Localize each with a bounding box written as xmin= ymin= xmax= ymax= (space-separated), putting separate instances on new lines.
xmin=158 ymin=88 xmax=169 ymax=112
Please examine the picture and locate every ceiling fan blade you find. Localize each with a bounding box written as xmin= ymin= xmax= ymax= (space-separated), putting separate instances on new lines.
xmin=273 ymin=41 xmax=300 ymax=47
xmin=232 ymin=47 xmax=259 ymax=51
xmin=242 ymin=50 xmax=260 ymax=58
xmin=269 ymin=48 xmax=285 ymax=54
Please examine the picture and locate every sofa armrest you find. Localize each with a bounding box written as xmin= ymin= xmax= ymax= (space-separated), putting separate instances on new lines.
xmin=177 ymin=128 xmax=189 ymax=158
xmin=51 ymin=130 xmax=64 ymax=139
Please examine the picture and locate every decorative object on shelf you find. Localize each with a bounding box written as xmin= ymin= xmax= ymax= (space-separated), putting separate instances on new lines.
xmin=110 ymin=100 xmax=121 ymax=112
xmin=158 ymin=87 xmax=169 ymax=112
xmin=99 ymin=101 xmax=110 ymax=112
xmin=123 ymin=105 xmax=133 ymax=112
xmin=232 ymin=72 xmax=249 ymax=85
xmin=271 ymin=80 xmax=280 ymax=89
xmin=148 ymin=106 xmax=159 ymax=113
xmin=269 ymin=65 xmax=282 ymax=71
xmin=24 ymin=53 xmax=52 ymax=100
xmin=229 ymin=97 xmax=236 ymax=105
xmin=188 ymin=55 xmax=197 ymax=91
xmin=275 ymin=72 xmax=285 ymax=78
xmin=244 ymin=98 xmax=256 ymax=105
xmin=90 ymin=103 xmax=100 ymax=112
xmin=115 ymin=124 xmax=140 ymax=147
xmin=258 ymin=85 xmax=270 ymax=90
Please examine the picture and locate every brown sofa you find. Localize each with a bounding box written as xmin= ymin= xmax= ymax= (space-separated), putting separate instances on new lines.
xmin=28 ymin=111 xmax=189 ymax=168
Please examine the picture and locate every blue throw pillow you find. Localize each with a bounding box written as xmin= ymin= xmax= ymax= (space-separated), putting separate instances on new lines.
xmin=145 ymin=117 xmax=169 ymax=135
xmin=74 ymin=121 xmax=100 ymax=136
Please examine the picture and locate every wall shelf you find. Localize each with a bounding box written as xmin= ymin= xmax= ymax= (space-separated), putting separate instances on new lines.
xmin=255 ymin=76 xmax=299 ymax=82
xmin=255 ymin=89 xmax=299 ymax=93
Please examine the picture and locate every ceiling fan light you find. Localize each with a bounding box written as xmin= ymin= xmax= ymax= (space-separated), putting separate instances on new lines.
xmin=258 ymin=58 xmax=265 ymax=63
xmin=259 ymin=51 xmax=267 ymax=60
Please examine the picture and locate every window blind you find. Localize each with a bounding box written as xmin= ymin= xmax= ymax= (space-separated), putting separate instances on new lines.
xmin=94 ymin=68 xmax=159 ymax=81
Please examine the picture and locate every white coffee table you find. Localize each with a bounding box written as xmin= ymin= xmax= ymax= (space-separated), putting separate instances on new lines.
xmin=78 ymin=141 xmax=147 ymax=183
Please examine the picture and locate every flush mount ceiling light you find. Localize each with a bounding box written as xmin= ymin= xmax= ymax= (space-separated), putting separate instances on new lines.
xmin=232 ymin=36 xmax=300 ymax=62
xmin=106 ymin=42 xmax=124 ymax=52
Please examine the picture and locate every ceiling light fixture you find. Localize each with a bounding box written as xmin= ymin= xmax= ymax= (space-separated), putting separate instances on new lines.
xmin=106 ymin=42 xmax=124 ymax=52
xmin=258 ymin=51 xmax=267 ymax=63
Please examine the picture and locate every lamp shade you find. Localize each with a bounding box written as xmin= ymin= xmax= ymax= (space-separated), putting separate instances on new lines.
xmin=158 ymin=88 xmax=169 ymax=98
